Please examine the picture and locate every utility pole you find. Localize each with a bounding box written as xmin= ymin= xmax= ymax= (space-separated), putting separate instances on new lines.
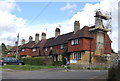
xmin=16 ymin=33 xmax=19 ymax=59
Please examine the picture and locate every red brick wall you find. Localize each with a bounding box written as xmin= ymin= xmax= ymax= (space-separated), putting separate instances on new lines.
xmin=68 ymin=38 xmax=96 ymax=52
xmin=20 ymin=48 xmax=31 ymax=56
xmin=82 ymin=38 xmax=91 ymax=51
xmin=44 ymin=47 xmax=51 ymax=56
xmin=31 ymin=48 xmax=40 ymax=56
xmin=68 ymin=39 xmax=83 ymax=52
xmin=44 ymin=44 xmax=67 ymax=56
xmin=59 ymin=44 xmax=67 ymax=54
xmin=6 ymin=53 xmax=13 ymax=57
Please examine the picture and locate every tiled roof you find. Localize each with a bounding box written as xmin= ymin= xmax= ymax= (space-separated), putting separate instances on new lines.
xmin=44 ymin=26 xmax=93 ymax=47
xmin=9 ymin=46 xmax=17 ymax=52
xmin=22 ymin=41 xmax=35 ymax=48
xmin=33 ymin=39 xmax=47 ymax=55
xmin=69 ymin=26 xmax=93 ymax=40
xmin=9 ymin=45 xmax=22 ymax=52
xmin=44 ymin=32 xmax=73 ymax=47
xmin=33 ymin=40 xmax=46 ymax=48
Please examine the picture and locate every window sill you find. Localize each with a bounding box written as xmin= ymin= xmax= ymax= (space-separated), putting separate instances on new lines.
xmin=71 ymin=44 xmax=79 ymax=46
xmin=74 ymin=58 xmax=81 ymax=60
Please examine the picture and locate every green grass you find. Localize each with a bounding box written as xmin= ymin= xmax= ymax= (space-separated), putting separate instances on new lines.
xmin=2 ymin=65 xmax=60 ymax=71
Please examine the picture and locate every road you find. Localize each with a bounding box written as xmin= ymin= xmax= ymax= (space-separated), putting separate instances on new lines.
xmin=2 ymin=68 xmax=108 ymax=79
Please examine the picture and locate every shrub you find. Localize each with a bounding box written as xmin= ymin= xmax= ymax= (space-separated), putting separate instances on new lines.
xmin=52 ymin=61 xmax=63 ymax=66
xmin=108 ymin=66 xmax=120 ymax=81
xmin=23 ymin=56 xmax=52 ymax=65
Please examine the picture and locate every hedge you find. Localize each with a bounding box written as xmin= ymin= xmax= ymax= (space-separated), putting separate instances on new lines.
xmin=23 ymin=56 xmax=52 ymax=65
xmin=52 ymin=61 xmax=63 ymax=66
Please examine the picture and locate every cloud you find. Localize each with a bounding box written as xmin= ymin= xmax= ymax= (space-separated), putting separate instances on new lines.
xmin=0 ymin=0 xmax=26 ymax=46
xmin=60 ymin=3 xmax=77 ymax=11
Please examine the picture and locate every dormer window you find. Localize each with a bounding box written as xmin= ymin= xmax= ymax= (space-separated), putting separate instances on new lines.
xmin=22 ymin=49 xmax=25 ymax=52
xmin=45 ymin=48 xmax=48 ymax=52
xmin=71 ymin=39 xmax=79 ymax=45
xmin=60 ymin=44 xmax=64 ymax=49
xmin=8 ymin=52 xmax=10 ymax=54
xmin=32 ymin=48 xmax=36 ymax=52
xmin=50 ymin=47 xmax=53 ymax=50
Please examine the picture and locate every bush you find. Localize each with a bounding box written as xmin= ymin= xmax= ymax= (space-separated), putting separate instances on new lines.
xmin=108 ymin=66 xmax=120 ymax=81
xmin=52 ymin=61 xmax=63 ymax=66
xmin=23 ymin=56 xmax=52 ymax=65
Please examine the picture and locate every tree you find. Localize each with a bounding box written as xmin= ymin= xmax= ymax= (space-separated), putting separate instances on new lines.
xmin=1 ymin=43 xmax=8 ymax=57
xmin=61 ymin=47 xmax=69 ymax=65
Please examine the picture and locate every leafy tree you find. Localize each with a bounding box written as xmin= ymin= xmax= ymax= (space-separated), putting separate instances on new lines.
xmin=1 ymin=43 xmax=8 ymax=57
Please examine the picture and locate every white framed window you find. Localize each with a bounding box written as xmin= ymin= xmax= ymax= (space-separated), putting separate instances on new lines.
xmin=57 ymin=55 xmax=60 ymax=61
xmin=73 ymin=52 xmax=81 ymax=60
xmin=45 ymin=48 xmax=48 ymax=52
xmin=75 ymin=39 xmax=79 ymax=44
xmin=22 ymin=49 xmax=25 ymax=52
xmin=71 ymin=39 xmax=79 ymax=45
xmin=71 ymin=40 xmax=74 ymax=45
xmin=8 ymin=52 xmax=10 ymax=54
xmin=32 ymin=48 xmax=36 ymax=52
xmin=50 ymin=47 xmax=53 ymax=50
xmin=60 ymin=44 xmax=64 ymax=49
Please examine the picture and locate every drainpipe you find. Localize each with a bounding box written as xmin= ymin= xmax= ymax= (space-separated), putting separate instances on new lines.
xmin=89 ymin=39 xmax=92 ymax=64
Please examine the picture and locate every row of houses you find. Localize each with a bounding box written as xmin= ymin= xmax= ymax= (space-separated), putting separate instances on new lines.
xmin=6 ymin=10 xmax=112 ymax=64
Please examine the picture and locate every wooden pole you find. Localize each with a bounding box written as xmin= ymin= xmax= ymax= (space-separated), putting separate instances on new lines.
xmin=16 ymin=33 xmax=19 ymax=59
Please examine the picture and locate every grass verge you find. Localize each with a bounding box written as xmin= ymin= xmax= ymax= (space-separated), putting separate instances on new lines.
xmin=2 ymin=65 xmax=61 ymax=71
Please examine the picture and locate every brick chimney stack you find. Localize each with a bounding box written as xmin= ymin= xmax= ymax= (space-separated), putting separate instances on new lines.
xmin=35 ymin=33 xmax=39 ymax=44
xmin=22 ymin=39 xmax=25 ymax=45
xmin=55 ymin=28 xmax=60 ymax=37
xmin=41 ymin=32 xmax=46 ymax=40
xmin=74 ymin=21 xmax=80 ymax=33
xmin=29 ymin=36 xmax=33 ymax=42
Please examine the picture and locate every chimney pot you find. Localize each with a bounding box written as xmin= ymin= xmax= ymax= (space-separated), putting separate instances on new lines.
xmin=55 ymin=28 xmax=60 ymax=37
xmin=29 ymin=36 xmax=33 ymax=41
xmin=22 ymin=39 xmax=25 ymax=45
xmin=41 ymin=32 xmax=46 ymax=40
xmin=74 ymin=21 xmax=80 ymax=33
xmin=35 ymin=33 xmax=39 ymax=44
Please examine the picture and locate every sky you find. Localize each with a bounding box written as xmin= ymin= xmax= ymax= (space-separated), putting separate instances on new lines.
xmin=0 ymin=0 xmax=118 ymax=52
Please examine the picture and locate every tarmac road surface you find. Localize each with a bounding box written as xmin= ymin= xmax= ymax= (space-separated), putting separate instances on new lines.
xmin=2 ymin=68 xmax=108 ymax=79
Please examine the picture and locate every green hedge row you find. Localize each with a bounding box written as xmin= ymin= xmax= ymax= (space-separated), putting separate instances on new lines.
xmin=22 ymin=57 xmax=52 ymax=65
xmin=52 ymin=61 xmax=63 ymax=66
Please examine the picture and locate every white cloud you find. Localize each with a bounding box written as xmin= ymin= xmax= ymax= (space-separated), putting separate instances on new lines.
xmin=0 ymin=0 xmax=16 ymax=12
xmin=60 ymin=3 xmax=77 ymax=11
xmin=0 ymin=0 xmax=26 ymax=46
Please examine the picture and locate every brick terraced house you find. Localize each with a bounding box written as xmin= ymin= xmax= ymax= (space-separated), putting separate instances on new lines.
xmin=7 ymin=10 xmax=112 ymax=64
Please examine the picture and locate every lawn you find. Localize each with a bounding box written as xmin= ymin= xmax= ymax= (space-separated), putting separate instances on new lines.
xmin=2 ymin=65 xmax=61 ymax=71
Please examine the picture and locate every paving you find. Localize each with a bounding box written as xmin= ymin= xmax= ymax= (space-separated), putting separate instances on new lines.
xmin=2 ymin=68 xmax=108 ymax=79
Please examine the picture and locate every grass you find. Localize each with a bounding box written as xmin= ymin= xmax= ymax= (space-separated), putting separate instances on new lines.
xmin=2 ymin=65 xmax=61 ymax=71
